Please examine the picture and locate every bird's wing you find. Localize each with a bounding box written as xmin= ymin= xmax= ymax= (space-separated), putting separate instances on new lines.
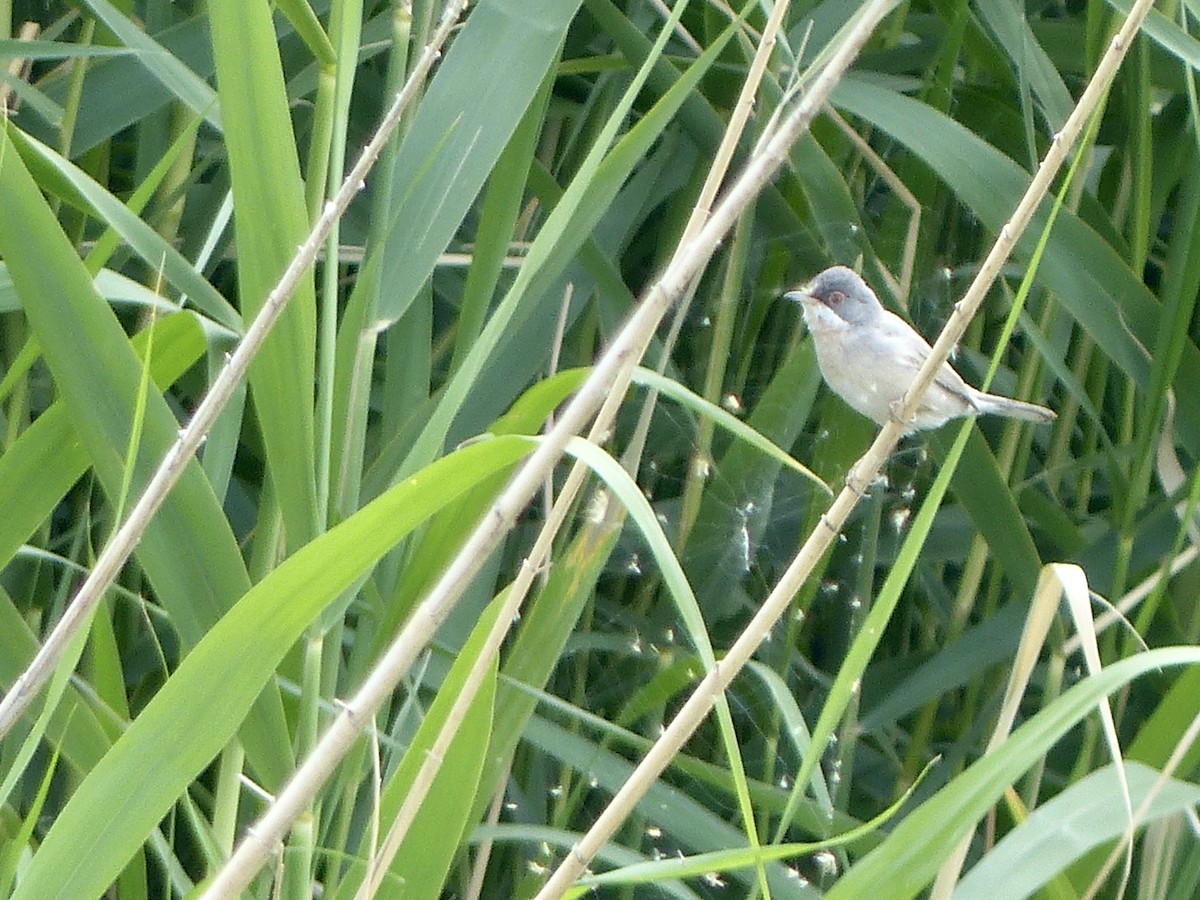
xmin=877 ymin=311 xmax=973 ymax=399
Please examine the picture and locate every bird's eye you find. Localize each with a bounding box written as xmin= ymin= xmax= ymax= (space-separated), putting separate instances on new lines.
xmin=828 ymin=290 xmax=845 ymax=304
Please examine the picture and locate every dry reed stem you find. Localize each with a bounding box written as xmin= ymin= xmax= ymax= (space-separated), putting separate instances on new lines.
xmin=211 ymin=1 xmax=813 ymax=893
xmin=215 ymin=0 xmax=897 ymax=895
xmin=351 ymin=4 xmax=797 ymax=892
xmin=533 ymin=0 xmax=1157 ymax=894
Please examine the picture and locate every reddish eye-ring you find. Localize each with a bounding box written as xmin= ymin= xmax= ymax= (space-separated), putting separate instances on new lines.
xmin=828 ymin=290 xmax=845 ymax=304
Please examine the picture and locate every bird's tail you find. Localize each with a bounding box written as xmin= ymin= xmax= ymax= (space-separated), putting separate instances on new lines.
xmin=974 ymin=392 xmax=1057 ymax=425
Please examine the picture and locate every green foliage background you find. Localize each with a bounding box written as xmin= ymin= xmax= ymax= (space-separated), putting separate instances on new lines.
xmin=1 ymin=0 xmax=1199 ymax=897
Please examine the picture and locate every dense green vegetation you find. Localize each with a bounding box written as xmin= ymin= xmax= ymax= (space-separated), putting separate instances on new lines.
xmin=1 ymin=0 xmax=1199 ymax=897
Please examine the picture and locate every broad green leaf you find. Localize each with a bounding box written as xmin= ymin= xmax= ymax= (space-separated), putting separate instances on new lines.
xmin=375 ymin=0 xmax=585 ymax=325
xmin=976 ymin=0 xmax=1074 ymax=130
xmin=209 ymin=0 xmax=319 ymax=550
xmin=682 ymin=341 xmax=824 ymax=621
xmin=1106 ymin=0 xmax=1200 ymax=71
xmin=936 ymin=429 xmax=1044 ymax=597
xmin=10 ymin=436 xmax=532 ymax=900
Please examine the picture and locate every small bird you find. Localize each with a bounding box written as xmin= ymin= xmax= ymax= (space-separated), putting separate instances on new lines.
xmin=785 ymin=266 xmax=1056 ymax=432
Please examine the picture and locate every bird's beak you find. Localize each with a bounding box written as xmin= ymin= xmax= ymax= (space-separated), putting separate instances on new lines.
xmin=783 ymin=288 xmax=812 ymax=305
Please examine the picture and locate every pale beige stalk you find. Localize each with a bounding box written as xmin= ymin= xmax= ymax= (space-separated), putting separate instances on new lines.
xmin=352 ymin=4 xmax=797 ymax=894
xmin=534 ymin=0 xmax=1157 ymax=895
xmin=213 ymin=3 xmax=806 ymax=895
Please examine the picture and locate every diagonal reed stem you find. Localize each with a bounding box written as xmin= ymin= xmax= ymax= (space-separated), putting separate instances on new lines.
xmin=205 ymin=1 xmax=902 ymax=895
xmin=533 ymin=0 xmax=1156 ymax=894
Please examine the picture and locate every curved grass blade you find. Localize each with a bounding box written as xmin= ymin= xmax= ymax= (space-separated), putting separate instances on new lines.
xmin=10 ymin=436 xmax=533 ymax=900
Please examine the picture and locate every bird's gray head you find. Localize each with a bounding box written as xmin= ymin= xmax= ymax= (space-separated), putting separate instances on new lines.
xmin=785 ymin=265 xmax=882 ymax=327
